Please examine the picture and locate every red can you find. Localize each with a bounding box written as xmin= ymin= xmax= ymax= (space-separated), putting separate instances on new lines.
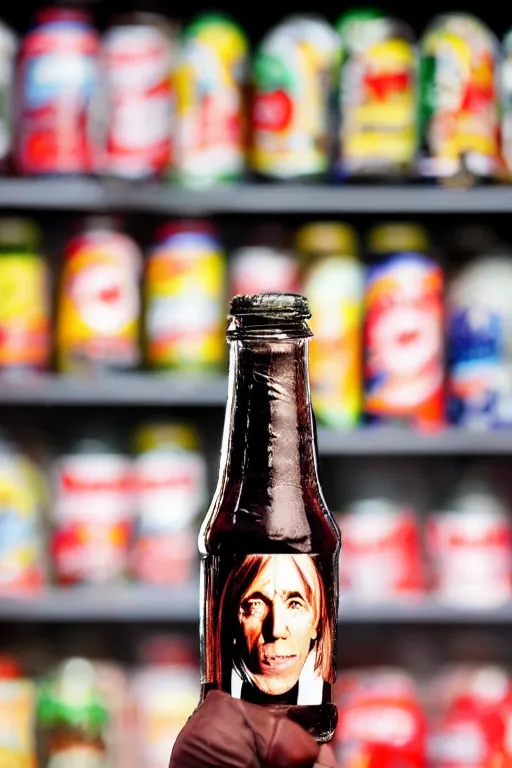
xmin=15 ymin=8 xmax=99 ymax=175
xmin=102 ymin=13 xmax=178 ymax=179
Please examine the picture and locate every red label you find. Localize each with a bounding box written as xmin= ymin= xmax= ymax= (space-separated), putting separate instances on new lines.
xmin=252 ymin=90 xmax=293 ymax=133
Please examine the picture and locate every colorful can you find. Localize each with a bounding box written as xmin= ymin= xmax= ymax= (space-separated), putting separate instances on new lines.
xmin=15 ymin=8 xmax=99 ymax=175
xmin=51 ymin=428 xmax=132 ymax=585
xmin=250 ymin=15 xmax=339 ymax=180
xmin=336 ymin=12 xmax=417 ymax=179
xmin=230 ymin=222 xmax=299 ymax=297
xmin=298 ymin=223 xmax=364 ymax=428
xmin=131 ymin=422 xmax=207 ymax=584
xmin=447 ymin=252 xmax=512 ymax=428
xmin=0 ymin=218 xmax=50 ymax=375
xmin=419 ymin=14 xmax=500 ymax=180
xmin=56 ymin=216 xmax=142 ymax=374
xmin=0 ymin=21 xmax=17 ymax=172
xmin=364 ymin=223 xmax=444 ymax=430
xmin=102 ymin=13 xmax=178 ymax=179
xmin=0 ymin=431 xmax=47 ymax=594
xmin=144 ymin=220 xmax=225 ymax=371
xmin=172 ymin=13 xmax=248 ymax=186
xmin=0 ymin=677 xmax=36 ymax=768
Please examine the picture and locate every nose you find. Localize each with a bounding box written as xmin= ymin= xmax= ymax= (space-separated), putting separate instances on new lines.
xmin=263 ymin=600 xmax=289 ymax=641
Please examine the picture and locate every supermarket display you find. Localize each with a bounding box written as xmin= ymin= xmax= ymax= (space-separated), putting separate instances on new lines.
xmin=172 ymin=12 xmax=248 ymax=187
xmin=143 ymin=220 xmax=226 ymax=371
xmin=56 ymin=216 xmax=142 ymax=374
xmin=297 ymin=222 xmax=364 ymax=429
xmin=15 ymin=8 xmax=100 ymax=176
xmin=101 ymin=12 xmax=178 ymax=179
xmin=363 ymin=223 xmax=444 ymax=430
xmin=0 ymin=218 xmax=50 ymax=375
xmin=336 ymin=11 xmax=417 ymax=179
xmin=250 ymin=15 xmax=339 ymax=180
xmin=198 ymin=294 xmax=340 ymax=740
xmin=229 ymin=223 xmax=300 ymax=297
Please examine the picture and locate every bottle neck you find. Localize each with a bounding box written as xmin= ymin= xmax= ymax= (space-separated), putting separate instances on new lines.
xmin=219 ymin=336 xmax=320 ymax=512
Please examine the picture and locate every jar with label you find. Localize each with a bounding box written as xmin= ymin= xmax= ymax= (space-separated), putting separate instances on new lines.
xmin=130 ymin=421 xmax=207 ymax=584
xmin=101 ymin=12 xmax=179 ymax=179
xmin=364 ymin=223 xmax=444 ymax=431
xmin=447 ymin=244 xmax=512 ymax=428
xmin=0 ymin=218 xmax=50 ymax=376
xmin=426 ymin=466 xmax=512 ymax=606
xmin=229 ymin=222 xmax=299 ymax=297
xmin=419 ymin=14 xmax=500 ymax=181
xmin=56 ymin=216 xmax=142 ymax=375
xmin=144 ymin=220 xmax=226 ymax=372
xmin=37 ymin=658 xmax=109 ymax=768
xmin=0 ymin=428 xmax=47 ymax=594
xmin=250 ymin=15 xmax=339 ymax=181
xmin=0 ymin=657 xmax=36 ymax=768
xmin=297 ymin=222 xmax=364 ymax=428
xmin=15 ymin=8 xmax=100 ymax=175
xmin=51 ymin=426 xmax=132 ymax=585
xmin=172 ymin=12 xmax=248 ymax=187
xmin=132 ymin=635 xmax=199 ymax=768
xmin=336 ymin=11 xmax=418 ymax=180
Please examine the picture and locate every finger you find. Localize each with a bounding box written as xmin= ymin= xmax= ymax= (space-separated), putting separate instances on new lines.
xmin=313 ymin=745 xmax=337 ymax=768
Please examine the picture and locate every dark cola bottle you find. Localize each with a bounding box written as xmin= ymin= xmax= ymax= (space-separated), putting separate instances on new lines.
xmin=199 ymin=293 xmax=340 ymax=742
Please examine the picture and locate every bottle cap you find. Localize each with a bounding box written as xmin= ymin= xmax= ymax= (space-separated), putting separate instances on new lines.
xmin=367 ymin=223 xmax=430 ymax=254
xmin=134 ymin=422 xmax=200 ymax=453
xmin=0 ymin=218 xmax=41 ymax=250
xmin=296 ymin=223 xmax=358 ymax=255
xmin=230 ymin=293 xmax=310 ymax=318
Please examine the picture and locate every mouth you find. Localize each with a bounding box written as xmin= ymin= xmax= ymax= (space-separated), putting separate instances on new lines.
xmin=260 ymin=654 xmax=298 ymax=672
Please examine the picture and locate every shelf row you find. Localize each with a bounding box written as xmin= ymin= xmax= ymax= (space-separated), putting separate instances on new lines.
xmin=0 ymin=179 xmax=511 ymax=213
xmin=0 ymin=587 xmax=509 ymax=622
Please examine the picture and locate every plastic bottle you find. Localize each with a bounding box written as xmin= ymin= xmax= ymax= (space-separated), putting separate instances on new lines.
xmin=297 ymin=222 xmax=364 ymax=428
xmin=0 ymin=19 xmax=17 ymax=173
xmin=364 ymin=223 xmax=444 ymax=431
xmin=229 ymin=222 xmax=299 ymax=297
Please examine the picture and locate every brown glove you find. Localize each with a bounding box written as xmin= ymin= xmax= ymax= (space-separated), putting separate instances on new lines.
xmin=170 ymin=691 xmax=337 ymax=768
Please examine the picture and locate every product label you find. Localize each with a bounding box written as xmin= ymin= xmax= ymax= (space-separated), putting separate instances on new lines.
xmin=364 ymin=253 xmax=444 ymax=428
xmin=103 ymin=25 xmax=175 ymax=177
xmin=426 ymin=511 xmax=512 ymax=606
xmin=251 ymin=25 xmax=336 ymax=179
xmin=338 ymin=505 xmax=424 ymax=600
xmin=173 ymin=24 xmax=247 ymax=185
xmin=52 ymin=453 xmax=133 ymax=584
xmin=340 ymin=37 xmax=416 ymax=175
xmin=17 ymin=21 xmax=99 ymax=174
xmin=57 ymin=232 xmax=141 ymax=372
xmin=202 ymin=553 xmax=337 ymax=705
xmin=0 ymin=680 xmax=36 ymax=768
xmin=131 ymin=451 xmax=206 ymax=583
xmin=305 ymin=256 xmax=364 ymax=428
xmin=447 ymin=308 xmax=512 ymax=427
xmin=145 ymin=231 xmax=224 ymax=369
xmin=0 ymin=256 xmax=49 ymax=369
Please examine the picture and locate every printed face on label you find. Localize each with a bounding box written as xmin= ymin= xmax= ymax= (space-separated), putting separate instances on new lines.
xmin=219 ymin=554 xmax=330 ymax=702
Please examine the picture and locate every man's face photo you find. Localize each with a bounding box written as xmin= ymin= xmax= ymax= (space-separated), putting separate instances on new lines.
xmin=236 ymin=555 xmax=319 ymax=696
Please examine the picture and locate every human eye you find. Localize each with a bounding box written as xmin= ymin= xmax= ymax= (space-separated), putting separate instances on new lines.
xmin=287 ymin=598 xmax=306 ymax=610
xmin=241 ymin=598 xmax=266 ymax=617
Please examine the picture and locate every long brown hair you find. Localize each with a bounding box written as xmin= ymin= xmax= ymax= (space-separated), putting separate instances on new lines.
xmin=215 ymin=554 xmax=334 ymax=689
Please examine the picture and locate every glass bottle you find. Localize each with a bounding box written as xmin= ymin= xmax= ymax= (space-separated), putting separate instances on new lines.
xmin=198 ymin=293 xmax=340 ymax=742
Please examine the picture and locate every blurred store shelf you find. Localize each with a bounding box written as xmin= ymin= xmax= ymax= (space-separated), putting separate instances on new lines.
xmin=3 ymin=178 xmax=512 ymax=213
xmin=0 ymin=588 xmax=509 ymax=622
